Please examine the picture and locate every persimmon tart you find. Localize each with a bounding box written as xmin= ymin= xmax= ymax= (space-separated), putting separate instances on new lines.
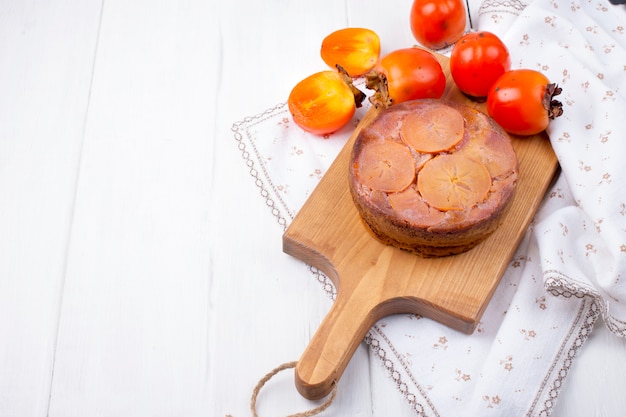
xmin=349 ymin=99 xmax=519 ymax=257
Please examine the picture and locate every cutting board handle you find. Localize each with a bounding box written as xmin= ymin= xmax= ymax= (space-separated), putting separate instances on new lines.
xmin=295 ymin=286 xmax=378 ymax=400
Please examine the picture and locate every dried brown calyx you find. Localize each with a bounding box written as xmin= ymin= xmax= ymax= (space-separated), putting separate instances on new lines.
xmin=336 ymin=64 xmax=366 ymax=109
xmin=364 ymin=70 xmax=393 ymax=109
xmin=545 ymin=83 xmax=563 ymax=120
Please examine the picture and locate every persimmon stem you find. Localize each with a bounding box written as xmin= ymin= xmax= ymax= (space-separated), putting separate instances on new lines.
xmin=545 ymin=83 xmax=563 ymax=120
xmin=336 ymin=64 xmax=366 ymax=108
xmin=364 ymin=70 xmax=393 ymax=109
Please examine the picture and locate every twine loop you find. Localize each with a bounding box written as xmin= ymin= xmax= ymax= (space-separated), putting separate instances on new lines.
xmin=226 ymin=361 xmax=337 ymax=417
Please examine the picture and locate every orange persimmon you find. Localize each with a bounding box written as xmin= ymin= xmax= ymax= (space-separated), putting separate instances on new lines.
xmin=321 ymin=28 xmax=381 ymax=77
xmin=410 ymin=0 xmax=467 ymax=50
xmin=288 ymin=67 xmax=365 ymax=135
xmin=366 ymin=47 xmax=446 ymax=107
xmin=486 ymin=69 xmax=563 ymax=136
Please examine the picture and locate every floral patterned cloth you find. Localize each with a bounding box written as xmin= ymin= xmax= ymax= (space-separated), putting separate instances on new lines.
xmin=232 ymin=0 xmax=626 ymax=415
xmin=480 ymin=0 xmax=626 ymax=337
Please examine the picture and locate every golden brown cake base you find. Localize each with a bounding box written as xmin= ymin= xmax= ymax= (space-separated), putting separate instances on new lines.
xmin=349 ymin=99 xmax=519 ymax=257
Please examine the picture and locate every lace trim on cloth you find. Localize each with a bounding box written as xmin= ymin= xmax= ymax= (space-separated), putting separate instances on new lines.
xmin=477 ymin=0 xmax=529 ymax=34
xmin=366 ymin=300 xmax=600 ymax=417
xmin=479 ymin=0 xmax=528 ymax=13
xmin=545 ymin=270 xmax=626 ymax=338
xmin=527 ymin=298 xmax=600 ymax=417
xmin=231 ymin=103 xmax=341 ymax=301
xmin=365 ymin=325 xmax=440 ymax=417
xmin=232 ymin=103 xmax=293 ymax=230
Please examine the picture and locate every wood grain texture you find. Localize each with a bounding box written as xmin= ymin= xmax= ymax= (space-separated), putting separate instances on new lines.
xmin=283 ymin=53 xmax=559 ymax=400
xmin=0 ymin=2 xmax=103 ymax=415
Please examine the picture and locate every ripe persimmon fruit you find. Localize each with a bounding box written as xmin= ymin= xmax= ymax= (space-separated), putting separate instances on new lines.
xmin=288 ymin=67 xmax=365 ymax=135
xmin=320 ymin=28 xmax=381 ymax=77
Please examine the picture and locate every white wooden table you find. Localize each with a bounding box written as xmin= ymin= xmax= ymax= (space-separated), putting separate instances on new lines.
xmin=1 ymin=1 xmax=625 ymax=416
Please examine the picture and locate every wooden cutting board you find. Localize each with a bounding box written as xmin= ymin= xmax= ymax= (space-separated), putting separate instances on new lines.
xmin=282 ymin=53 xmax=559 ymax=400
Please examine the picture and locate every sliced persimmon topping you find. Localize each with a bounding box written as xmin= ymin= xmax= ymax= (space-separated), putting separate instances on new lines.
xmin=400 ymin=104 xmax=465 ymax=153
xmin=389 ymin=186 xmax=446 ymax=226
xmin=356 ymin=141 xmax=415 ymax=192
xmin=456 ymin=128 xmax=518 ymax=178
xmin=417 ymin=154 xmax=491 ymax=211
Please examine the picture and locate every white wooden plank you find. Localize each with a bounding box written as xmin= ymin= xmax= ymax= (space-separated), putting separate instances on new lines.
xmin=0 ymin=1 xmax=102 ymax=416
xmin=47 ymin=1 xmax=218 ymax=416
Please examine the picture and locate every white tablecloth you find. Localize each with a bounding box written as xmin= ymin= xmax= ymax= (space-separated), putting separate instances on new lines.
xmin=231 ymin=0 xmax=626 ymax=415
xmin=1 ymin=1 xmax=625 ymax=417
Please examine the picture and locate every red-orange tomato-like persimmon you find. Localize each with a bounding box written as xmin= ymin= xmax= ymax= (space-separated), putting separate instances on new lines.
xmin=320 ymin=28 xmax=381 ymax=77
xmin=374 ymin=48 xmax=446 ymax=104
xmin=288 ymin=71 xmax=356 ymax=135
xmin=486 ymin=69 xmax=564 ymax=136
xmin=450 ymin=31 xmax=511 ymax=99
xmin=410 ymin=0 xmax=467 ymax=50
